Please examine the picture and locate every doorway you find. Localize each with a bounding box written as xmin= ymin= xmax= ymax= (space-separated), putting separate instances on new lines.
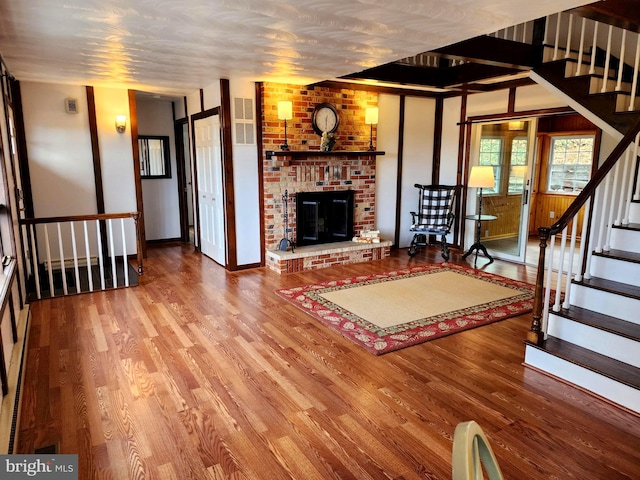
xmin=175 ymin=118 xmax=194 ymax=244
xmin=192 ymin=108 xmax=226 ymax=266
xmin=466 ymin=118 xmax=537 ymax=263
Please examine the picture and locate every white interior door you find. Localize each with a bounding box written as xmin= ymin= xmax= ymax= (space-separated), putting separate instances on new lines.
xmin=194 ymin=114 xmax=225 ymax=265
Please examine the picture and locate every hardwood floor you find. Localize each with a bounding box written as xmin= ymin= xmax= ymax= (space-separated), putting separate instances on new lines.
xmin=16 ymin=244 xmax=640 ymax=479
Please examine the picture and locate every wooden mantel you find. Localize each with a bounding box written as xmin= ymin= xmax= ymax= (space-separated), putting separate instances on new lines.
xmin=266 ymin=150 xmax=385 ymax=159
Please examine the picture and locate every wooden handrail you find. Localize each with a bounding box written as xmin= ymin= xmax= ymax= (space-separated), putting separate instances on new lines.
xmin=528 ymin=118 xmax=640 ymax=344
xmin=19 ymin=211 xmax=139 ymax=225
xmin=548 ymin=119 xmax=640 ymax=236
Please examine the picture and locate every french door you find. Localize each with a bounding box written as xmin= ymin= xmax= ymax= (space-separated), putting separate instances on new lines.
xmin=466 ymin=118 xmax=537 ymax=263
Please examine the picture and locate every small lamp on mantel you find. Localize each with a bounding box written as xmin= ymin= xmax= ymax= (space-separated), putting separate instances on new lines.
xmin=468 ymin=165 xmax=495 ymax=217
xmin=365 ymin=107 xmax=378 ymax=151
xmin=277 ymin=101 xmax=293 ymax=151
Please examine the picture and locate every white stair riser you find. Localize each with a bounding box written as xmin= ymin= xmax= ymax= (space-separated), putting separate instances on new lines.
xmin=548 ymin=314 xmax=640 ymax=367
xmin=570 ymin=284 xmax=640 ymax=324
xmin=524 ymin=346 xmax=640 ymax=414
xmin=628 ymin=202 xmax=640 ymax=224
xmin=608 ymin=228 xmax=640 ymax=254
xmin=590 ymin=255 xmax=640 ymax=287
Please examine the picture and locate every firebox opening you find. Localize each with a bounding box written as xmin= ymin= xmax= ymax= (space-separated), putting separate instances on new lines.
xmin=296 ymin=190 xmax=355 ymax=247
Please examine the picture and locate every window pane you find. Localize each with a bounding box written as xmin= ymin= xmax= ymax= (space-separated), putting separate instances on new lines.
xmin=548 ymin=135 xmax=594 ymax=193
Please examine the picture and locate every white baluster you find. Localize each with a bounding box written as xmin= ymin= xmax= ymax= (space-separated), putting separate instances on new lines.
xmin=616 ymin=29 xmax=627 ymax=91
xmin=541 ymin=234 xmax=556 ymax=338
xmin=57 ymin=222 xmax=68 ymax=295
xmin=30 ymin=224 xmax=41 ymax=300
xmin=83 ymin=220 xmax=93 ymax=292
xmin=565 ymin=14 xmax=574 ymax=59
xmin=630 ymin=33 xmax=640 ymax=112
xmin=618 ymin=143 xmax=634 ymax=225
xmin=634 ymin=135 xmax=640 ymax=201
xmin=522 ymin=22 xmax=527 ymax=43
xmin=70 ymin=222 xmax=80 ymax=293
xmin=574 ymin=202 xmax=590 ymax=282
xmin=543 ymin=15 xmax=550 ymax=46
xmin=43 ymin=225 xmax=55 ymax=297
xmin=563 ymin=219 xmax=579 ymax=309
xmin=604 ymin=161 xmax=622 ymax=251
xmin=590 ymin=21 xmax=599 ymax=75
xmin=553 ymin=13 xmax=562 ymax=61
xmin=595 ymin=172 xmax=611 ymax=253
xmin=576 ymin=17 xmax=587 ymax=76
xmin=121 ymin=218 xmax=129 ymax=287
xmin=96 ymin=220 xmax=105 ymax=290
xmin=108 ymin=219 xmax=117 ymax=288
xmin=553 ymin=228 xmax=568 ymax=312
xmin=601 ymin=25 xmax=613 ymax=93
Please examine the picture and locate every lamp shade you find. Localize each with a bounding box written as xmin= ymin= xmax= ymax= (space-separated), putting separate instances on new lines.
xmin=365 ymin=107 xmax=378 ymax=125
xmin=468 ymin=165 xmax=495 ymax=189
xmin=277 ymin=101 xmax=293 ymax=120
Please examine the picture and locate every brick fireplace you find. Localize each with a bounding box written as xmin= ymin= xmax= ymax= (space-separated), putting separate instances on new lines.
xmin=261 ymin=83 xmax=391 ymax=273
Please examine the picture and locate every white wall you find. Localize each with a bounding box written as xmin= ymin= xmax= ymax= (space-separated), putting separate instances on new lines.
xmin=375 ymin=94 xmax=401 ymax=243
xmin=136 ymin=96 xmax=181 ymax=241
xmin=93 ymin=87 xmax=137 ymax=254
xmin=229 ymin=78 xmax=261 ymax=265
xmin=399 ymin=97 xmax=436 ymax=247
xmin=21 ymin=82 xmax=96 ymax=217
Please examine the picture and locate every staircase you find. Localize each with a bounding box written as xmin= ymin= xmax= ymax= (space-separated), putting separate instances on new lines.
xmin=520 ymin=12 xmax=640 ymax=415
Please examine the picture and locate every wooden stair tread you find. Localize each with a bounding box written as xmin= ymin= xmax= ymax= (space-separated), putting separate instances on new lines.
xmin=573 ymin=276 xmax=640 ymax=299
xmin=613 ymin=222 xmax=640 ymax=231
xmin=592 ymin=248 xmax=640 ymax=264
xmin=552 ymin=305 xmax=640 ymax=342
xmin=525 ymin=336 xmax=640 ymax=390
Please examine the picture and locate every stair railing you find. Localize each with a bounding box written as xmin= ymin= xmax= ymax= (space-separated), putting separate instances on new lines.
xmin=528 ymin=118 xmax=640 ymax=345
xmin=493 ymin=10 xmax=640 ymax=110
xmin=19 ymin=212 xmax=143 ymax=300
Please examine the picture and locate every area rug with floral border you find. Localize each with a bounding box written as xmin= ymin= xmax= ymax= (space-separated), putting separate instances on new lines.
xmin=275 ymin=263 xmax=535 ymax=355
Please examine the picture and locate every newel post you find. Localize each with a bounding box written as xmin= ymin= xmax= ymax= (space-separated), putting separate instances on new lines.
xmin=528 ymin=227 xmax=550 ymax=345
xmin=133 ymin=212 xmax=144 ymax=276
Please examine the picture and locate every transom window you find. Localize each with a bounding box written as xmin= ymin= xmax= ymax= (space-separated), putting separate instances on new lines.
xmin=547 ymin=135 xmax=595 ymax=194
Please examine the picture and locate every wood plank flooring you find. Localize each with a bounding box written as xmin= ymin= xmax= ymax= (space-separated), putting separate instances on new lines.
xmin=16 ymin=244 xmax=640 ymax=479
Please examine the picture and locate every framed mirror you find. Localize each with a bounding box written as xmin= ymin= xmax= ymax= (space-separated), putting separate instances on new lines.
xmin=139 ymin=135 xmax=171 ymax=178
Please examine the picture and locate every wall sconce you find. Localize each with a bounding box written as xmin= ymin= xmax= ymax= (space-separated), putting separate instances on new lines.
xmin=277 ymin=101 xmax=293 ymax=151
xmin=115 ymin=115 xmax=127 ymax=134
xmin=365 ymin=107 xmax=378 ymax=151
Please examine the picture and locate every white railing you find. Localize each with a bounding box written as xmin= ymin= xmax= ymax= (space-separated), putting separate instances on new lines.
xmin=529 ymin=121 xmax=640 ymax=344
xmin=20 ymin=212 xmax=143 ymax=300
xmin=492 ymin=11 xmax=640 ymax=111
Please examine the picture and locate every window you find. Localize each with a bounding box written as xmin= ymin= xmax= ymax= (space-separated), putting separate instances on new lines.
xmin=508 ymin=138 xmax=528 ymax=194
xmin=139 ymin=135 xmax=171 ymax=178
xmin=478 ymin=137 xmax=502 ymax=194
xmin=547 ymin=135 xmax=594 ymax=194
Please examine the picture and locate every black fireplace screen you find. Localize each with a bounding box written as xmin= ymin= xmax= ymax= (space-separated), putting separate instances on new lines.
xmin=296 ymin=190 xmax=354 ymax=246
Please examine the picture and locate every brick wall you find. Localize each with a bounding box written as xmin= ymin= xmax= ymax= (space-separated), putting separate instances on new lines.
xmin=262 ymin=83 xmax=378 ymax=250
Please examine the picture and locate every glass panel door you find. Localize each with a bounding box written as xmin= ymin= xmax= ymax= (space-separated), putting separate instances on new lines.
xmin=466 ymin=119 xmax=537 ymax=263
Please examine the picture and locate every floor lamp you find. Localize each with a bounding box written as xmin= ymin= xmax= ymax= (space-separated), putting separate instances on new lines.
xmin=463 ymin=165 xmax=496 ymax=267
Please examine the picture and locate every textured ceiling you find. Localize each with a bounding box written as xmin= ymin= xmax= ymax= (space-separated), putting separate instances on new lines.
xmin=0 ymin=0 xmax=592 ymax=96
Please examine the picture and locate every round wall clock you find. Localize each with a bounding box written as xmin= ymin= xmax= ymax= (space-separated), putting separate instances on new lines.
xmin=311 ymin=103 xmax=339 ymax=136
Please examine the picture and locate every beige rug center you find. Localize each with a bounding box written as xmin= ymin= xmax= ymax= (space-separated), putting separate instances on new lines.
xmin=319 ymin=271 xmax=521 ymax=328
